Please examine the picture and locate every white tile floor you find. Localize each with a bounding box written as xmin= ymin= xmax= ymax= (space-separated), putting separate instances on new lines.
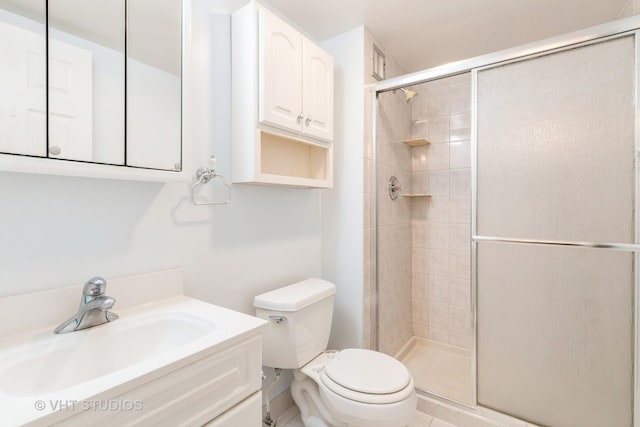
xmin=281 ymin=411 xmax=458 ymax=427
xmin=400 ymin=338 xmax=473 ymax=405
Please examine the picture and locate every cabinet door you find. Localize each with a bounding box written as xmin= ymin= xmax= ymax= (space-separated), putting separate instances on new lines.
xmin=0 ymin=19 xmax=47 ymax=157
xmin=302 ymin=38 xmax=333 ymax=141
xmin=259 ymin=8 xmax=302 ymax=133
xmin=49 ymin=0 xmax=125 ymax=165
xmin=127 ymin=0 xmax=182 ymax=171
xmin=48 ymin=39 xmax=93 ymax=162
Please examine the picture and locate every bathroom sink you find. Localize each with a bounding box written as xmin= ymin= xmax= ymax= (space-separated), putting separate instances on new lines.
xmin=1 ymin=311 xmax=213 ymax=396
xmin=0 ymin=295 xmax=267 ymax=426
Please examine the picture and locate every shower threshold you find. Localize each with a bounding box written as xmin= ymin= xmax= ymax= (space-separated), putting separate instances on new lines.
xmin=397 ymin=337 xmax=473 ymax=406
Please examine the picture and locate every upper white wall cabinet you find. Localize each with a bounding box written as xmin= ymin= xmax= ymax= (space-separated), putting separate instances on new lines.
xmin=259 ymin=9 xmax=333 ymax=141
xmin=232 ymin=1 xmax=334 ymax=188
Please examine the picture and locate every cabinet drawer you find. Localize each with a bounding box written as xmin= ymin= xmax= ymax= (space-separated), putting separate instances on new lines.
xmin=204 ymin=392 xmax=261 ymax=427
xmin=52 ymin=335 xmax=262 ymax=427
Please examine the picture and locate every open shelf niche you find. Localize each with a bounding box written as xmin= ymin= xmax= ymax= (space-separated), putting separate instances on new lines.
xmin=402 ymin=138 xmax=431 ymax=146
xmin=259 ymin=131 xmax=331 ymax=187
xmin=400 ymin=138 xmax=431 ymax=196
xmin=402 ymin=193 xmax=432 ymax=198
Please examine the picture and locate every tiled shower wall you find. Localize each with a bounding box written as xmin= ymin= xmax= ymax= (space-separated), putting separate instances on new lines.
xmin=375 ymin=90 xmax=413 ymax=355
xmin=363 ymin=39 xmax=472 ymax=355
xmin=410 ymin=74 xmax=472 ymax=349
xmin=363 ymin=30 xmax=413 ymax=355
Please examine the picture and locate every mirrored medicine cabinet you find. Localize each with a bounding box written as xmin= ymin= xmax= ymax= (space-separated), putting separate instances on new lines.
xmin=0 ymin=0 xmax=183 ymax=181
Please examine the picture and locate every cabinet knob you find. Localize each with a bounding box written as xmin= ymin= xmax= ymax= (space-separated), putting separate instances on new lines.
xmin=305 ymin=116 xmax=312 ymax=126
xmin=49 ymin=146 xmax=61 ymax=155
xmin=297 ymin=113 xmax=304 ymax=124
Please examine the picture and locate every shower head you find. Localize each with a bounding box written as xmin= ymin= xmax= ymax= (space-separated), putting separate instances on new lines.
xmin=398 ymin=87 xmax=418 ymax=103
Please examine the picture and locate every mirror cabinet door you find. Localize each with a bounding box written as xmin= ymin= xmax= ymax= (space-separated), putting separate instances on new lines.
xmin=0 ymin=0 xmax=181 ymax=173
xmin=48 ymin=0 xmax=125 ymax=164
xmin=127 ymin=0 xmax=182 ymax=171
xmin=0 ymin=0 xmax=47 ymax=157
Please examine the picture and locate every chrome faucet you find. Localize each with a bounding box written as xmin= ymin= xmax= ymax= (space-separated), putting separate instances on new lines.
xmin=54 ymin=277 xmax=119 ymax=334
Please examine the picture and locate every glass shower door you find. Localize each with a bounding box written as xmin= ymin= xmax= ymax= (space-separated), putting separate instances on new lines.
xmin=475 ymin=34 xmax=636 ymax=427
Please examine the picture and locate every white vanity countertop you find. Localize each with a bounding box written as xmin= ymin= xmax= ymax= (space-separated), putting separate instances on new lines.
xmin=0 ymin=269 xmax=267 ymax=426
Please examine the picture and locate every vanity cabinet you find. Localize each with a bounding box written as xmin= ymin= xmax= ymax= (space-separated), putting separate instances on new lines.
xmin=0 ymin=270 xmax=267 ymax=427
xmin=232 ymin=1 xmax=334 ymax=188
xmin=19 ymin=320 xmax=265 ymax=427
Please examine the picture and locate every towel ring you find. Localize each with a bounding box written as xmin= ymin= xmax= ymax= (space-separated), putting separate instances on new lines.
xmin=191 ymin=157 xmax=231 ymax=206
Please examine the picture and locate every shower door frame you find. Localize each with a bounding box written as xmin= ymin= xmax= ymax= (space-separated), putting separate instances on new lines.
xmin=370 ymin=15 xmax=640 ymax=424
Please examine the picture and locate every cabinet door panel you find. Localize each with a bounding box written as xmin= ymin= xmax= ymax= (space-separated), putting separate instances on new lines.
xmin=259 ymin=7 xmax=302 ymax=133
xmin=49 ymin=0 xmax=125 ymax=165
xmin=126 ymin=0 xmax=182 ymax=171
xmin=48 ymin=39 xmax=93 ymax=161
xmin=0 ymin=5 xmax=47 ymax=157
xmin=302 ymin=38 xmax=333 ymax=141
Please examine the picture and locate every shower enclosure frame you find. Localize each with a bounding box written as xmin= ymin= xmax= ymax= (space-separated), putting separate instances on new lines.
xmin=370 ymin=15 xmax=640 ymax=425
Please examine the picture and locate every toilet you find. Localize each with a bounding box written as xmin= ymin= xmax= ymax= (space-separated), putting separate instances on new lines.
xmin=254 ymin=278 xmax=416 ymax=427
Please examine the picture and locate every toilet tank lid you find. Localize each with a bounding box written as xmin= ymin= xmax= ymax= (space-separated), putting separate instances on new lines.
xmin=254 ymin=278 xmax=336 ymax=312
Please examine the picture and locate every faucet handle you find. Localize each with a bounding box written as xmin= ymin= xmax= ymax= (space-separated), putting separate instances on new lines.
xmin=83 ymin=277 xmax=107 ymax=296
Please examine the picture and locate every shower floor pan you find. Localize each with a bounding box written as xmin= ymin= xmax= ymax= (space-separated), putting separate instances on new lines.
xmin=397 ymin=337 xmax=473 ymax=405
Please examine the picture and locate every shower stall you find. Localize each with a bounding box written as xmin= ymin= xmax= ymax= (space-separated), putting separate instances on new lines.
xmin=370 ymin=18 xmax=640 ymax=427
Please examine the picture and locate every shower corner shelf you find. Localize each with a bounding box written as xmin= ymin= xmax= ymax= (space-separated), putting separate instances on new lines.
xmin=402 ymin=193 xmax=432 ymax=198
xmin=402 ymin=138 xmax=430 ymax=146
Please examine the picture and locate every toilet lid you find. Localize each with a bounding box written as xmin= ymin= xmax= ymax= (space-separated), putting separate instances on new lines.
xmin=323 ymin=349 xmax=411 ymax=395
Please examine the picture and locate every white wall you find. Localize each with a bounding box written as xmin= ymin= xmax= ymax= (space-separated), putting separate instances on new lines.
xmin=320 ymin=27 xmax=365 ymax=350
xmin=0 ymin=0 xmax=350 ymax=408
xmin=0 ymin=1 xmax=321 ymax=319
xmin=0 ymin=1 xmax=321 ymax=406
xmin=319 ymin=25 xmax=413 ymax=353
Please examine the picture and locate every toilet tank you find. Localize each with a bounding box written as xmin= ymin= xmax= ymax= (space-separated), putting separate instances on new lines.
xmin=254 ymin=278 xmax=336 ymax=369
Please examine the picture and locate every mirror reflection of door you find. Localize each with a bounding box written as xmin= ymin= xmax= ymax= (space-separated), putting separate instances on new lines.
xmin=49 ymin=0 xmax=125 ymax=165
xmin=0 ymin=0 xmax=182 ymax=172
xmin=0 ymin=2 xmax=47 ymax=157
xmin=48 ymin=40 xmax=92 ymax=161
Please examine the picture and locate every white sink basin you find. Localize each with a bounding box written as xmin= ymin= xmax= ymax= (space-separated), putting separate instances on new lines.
xmin=0 ymin=295 xmax=266 ymax=426
xmin=1 ymin=311 xmax=213 ymax=396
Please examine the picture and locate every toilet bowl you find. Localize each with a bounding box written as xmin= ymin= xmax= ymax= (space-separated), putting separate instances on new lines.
xmin=254 ymin=278 xmax=416 ymax=427
xmin=293 ymin=349 xmax=416 ymax=427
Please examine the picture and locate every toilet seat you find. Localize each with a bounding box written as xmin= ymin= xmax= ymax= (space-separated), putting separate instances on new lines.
xmin=318 ymin=349 xmax=414 ymax=404
xmin=296 ymin=349 xmax=417 ymax=427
